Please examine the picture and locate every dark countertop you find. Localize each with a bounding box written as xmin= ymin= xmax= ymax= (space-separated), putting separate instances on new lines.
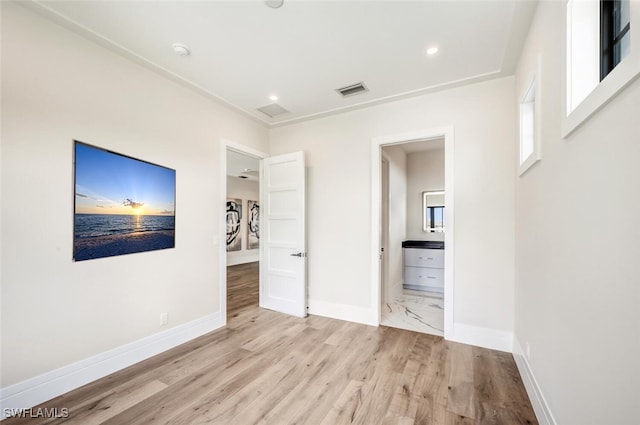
xmin=402 ymin=240 xmax=444 ymax=249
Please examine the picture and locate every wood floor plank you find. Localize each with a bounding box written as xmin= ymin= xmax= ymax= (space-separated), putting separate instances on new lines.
xmin=318 ymin=379 xmax=363 ymax=425
xmin=62 ymin=380 xmax=168 ymax=425
xmin=227 ymin=261 xmax=259 ymax=317
xmin=350 ymin=367 xmax=403 ymax=425
xmin=228 ymin=345 xmax=339 ymax=425
xmin=447 ymin=342 xmax=476 ymax=419
xmin=278 ymin=328 xmax=382 ymax=424
xmin=2 ymin=263 xmax=538 ymax=425
xmin=384 ymin=358 xmax=422 ymax=421
xmin=411 ymin=336 xmax=451 ymax=424
xmin=168 ymin=351 xmax=302 ymax=424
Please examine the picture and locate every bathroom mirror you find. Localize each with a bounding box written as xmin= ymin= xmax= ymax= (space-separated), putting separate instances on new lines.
xmin=422 ymin=191 xmax=445 ymax=232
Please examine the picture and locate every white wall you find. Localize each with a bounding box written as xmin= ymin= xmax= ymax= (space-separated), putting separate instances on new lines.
xmin=226 ymin=176 xmax=259 ymax=265
xmin=513 ymin=2 xmax=640 ymax=424
xmin=0 ymin=2 xmax=268 ymax=390
xmin=406 ymin=148 xmax=445 ymax=241
xmin=381 ymin=145 xmax=407 ymax=299
xmin=269 ymin=76 xmax=516 ymax=346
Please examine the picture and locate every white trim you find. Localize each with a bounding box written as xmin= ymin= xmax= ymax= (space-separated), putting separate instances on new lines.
xmin=449 ymin=323 xmax=513 ymax=353
xmin=370 ymin=127 xmax=455 ymax=339
xmin=513 ymin=338 xmax=558 ymax=425
xmin=518 ymin=54 xmax=542 ymax=176
xmin=380 ymin=153 xmax=391 ymax=306
xmin=219 ymin=139 xmax=268 ymax=327
xmin=0 ymin=312 xmax=223 ymax=418
xmin=227 ymin=253 xmax=259 ymax=266
xmin=563 ymin=0 xmax=640 ymax=137
xmin=307 ymin=299 xmax=377 ymax=326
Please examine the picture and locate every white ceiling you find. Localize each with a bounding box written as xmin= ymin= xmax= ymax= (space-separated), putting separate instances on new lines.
xmin=26 ymin=0 xmax=537 ymax=126
xmin=227 ymin=149 xmax=260 ymax=181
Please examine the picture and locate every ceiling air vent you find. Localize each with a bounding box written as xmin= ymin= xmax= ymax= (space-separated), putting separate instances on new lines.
xmin=336 ymin=81 xmax=369 ymax=97
xmin=257 ymin=103 xmax=289 ymax=118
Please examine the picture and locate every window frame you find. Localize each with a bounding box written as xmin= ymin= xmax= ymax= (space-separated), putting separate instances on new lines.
xmin=564 ymin=0 xmax=640 ymax=138
xmin=600 ymin=0 xmax=631 ymax=80
xmin=518 ymin=55 xmax=542 ymax=176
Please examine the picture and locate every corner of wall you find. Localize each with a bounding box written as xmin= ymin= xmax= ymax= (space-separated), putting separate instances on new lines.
xmin=449 ymin=323 xmax=513 ymax=353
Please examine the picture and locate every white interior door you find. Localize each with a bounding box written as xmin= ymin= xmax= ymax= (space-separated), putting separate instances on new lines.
xmin=260 ymin=151 xmax=307 ymax=317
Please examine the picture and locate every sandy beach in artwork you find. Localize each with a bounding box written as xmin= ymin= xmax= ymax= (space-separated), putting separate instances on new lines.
xmin=74 ymin=230 xmax=175 ymax=261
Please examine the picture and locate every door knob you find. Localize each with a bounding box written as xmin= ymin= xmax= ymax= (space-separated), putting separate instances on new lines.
xmin=290 ymin=252 xmax=307 ymax=257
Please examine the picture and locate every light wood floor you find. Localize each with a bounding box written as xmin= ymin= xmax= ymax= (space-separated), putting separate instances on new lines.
xmin=3 ymin=262 xmax=538 ymax=424
xmin=227 ymin=261 xmax=259 ymax=318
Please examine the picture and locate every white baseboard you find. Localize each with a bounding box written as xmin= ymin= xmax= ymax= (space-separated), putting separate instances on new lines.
xmin=449 ymin=323 xmax=513 ymax=353
xmin=512 ymin=338 xmax=557 ymax=425
xmin=307 ymin=300 xmax=513 ymax=354
xmin=0 ymin=312 xmax=223 ymax=418
xmin=227 ymin=254 xmax=259 ymax=266
xmin=307 ymin=299 xmax=377 ymax=326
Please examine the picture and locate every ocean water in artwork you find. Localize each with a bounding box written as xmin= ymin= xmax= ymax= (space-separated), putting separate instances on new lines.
xmin=75 ymin=214 xmax=174 ymax=239
xmin=74 ymin=214 xmax=175 ymax=261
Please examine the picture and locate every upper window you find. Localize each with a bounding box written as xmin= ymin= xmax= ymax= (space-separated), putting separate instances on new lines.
xmin=600 ymin=0 xmax=631 ymax=80
xmin=518 ymin=55 xmax=542 ymax=176
xmin=564 ymin=0 xmax=638 ymax=137
xmin=519 ymin=77 xmax=537 ymax=174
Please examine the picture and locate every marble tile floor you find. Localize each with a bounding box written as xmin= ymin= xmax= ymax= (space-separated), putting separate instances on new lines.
xmin=381 ymin=289 xmax=444 ymax=337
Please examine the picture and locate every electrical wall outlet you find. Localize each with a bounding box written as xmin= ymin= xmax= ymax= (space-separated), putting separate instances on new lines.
xmin=160 ymin=312 xmax=168 ymax=326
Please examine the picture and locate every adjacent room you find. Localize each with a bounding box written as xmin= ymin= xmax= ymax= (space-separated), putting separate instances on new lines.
xmin=2 ymin=1 xmax=639 ymax=424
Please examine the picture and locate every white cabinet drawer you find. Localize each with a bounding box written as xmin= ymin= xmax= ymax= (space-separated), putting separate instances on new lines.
xmin=403 ymin=266 xmax=444 ymax=288
xmin=404 ymin=248 xmax=444 ymax=269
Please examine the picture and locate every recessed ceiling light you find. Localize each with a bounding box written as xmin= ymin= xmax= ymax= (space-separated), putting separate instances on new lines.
xmin=426 ymin=46 xmax=439 ymax=56
xmin=172 ymin=43 xmax=190 ymax=56
xmin=269 ymin=95 xmax=279 ymax=101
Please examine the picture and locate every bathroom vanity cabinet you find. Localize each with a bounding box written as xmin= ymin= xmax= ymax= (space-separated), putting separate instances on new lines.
xmin=402 ymin=240 xmax=444 ymax=293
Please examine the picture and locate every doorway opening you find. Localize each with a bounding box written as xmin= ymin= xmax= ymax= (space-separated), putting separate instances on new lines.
xmin=220 ymin=141 xmax=267 ymax=325
xmin=380 ymin=139 xmax=445 ymax=336
xmin=371 ymin=127 xmax=454 ymax=339
xmin=225 ymin=149 xmax=261 ymax=320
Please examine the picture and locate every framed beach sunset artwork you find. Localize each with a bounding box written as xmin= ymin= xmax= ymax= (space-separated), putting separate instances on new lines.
xmin=73 ymin=141 xmax=176 ymax=261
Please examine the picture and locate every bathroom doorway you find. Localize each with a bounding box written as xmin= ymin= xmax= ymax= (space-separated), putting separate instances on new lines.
xmin=371 ymin=128 xmax=454 ymax=338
